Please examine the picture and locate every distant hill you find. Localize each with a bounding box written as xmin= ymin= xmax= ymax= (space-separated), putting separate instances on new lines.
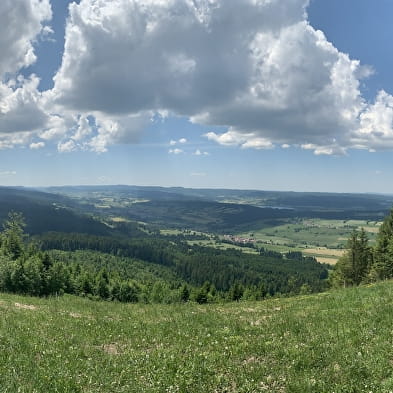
xmin=3 ymin=185 xmax=392 ymax=234
xmin=0 ymin=187 xmax=111 ymax=236
xmin=43 ymin=184 xmax=393 ymax=212
xmin=40 ymin=185 xmax=393 ymax=231
xmin=119 ymin=199 xmax=293 ymax=231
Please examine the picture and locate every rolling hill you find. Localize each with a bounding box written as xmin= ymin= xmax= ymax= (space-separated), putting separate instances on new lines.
xmin=0 ymin=187 xmax=111 ymax=236
xmin=39 ymin=185 xmax=393 ymax=232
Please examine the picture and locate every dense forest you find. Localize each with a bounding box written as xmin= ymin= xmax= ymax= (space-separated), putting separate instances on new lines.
xmin=0 ymin=212 xmax=328 ymax=303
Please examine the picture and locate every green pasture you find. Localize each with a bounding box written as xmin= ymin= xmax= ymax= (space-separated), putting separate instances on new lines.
xmin=2 ymin=281 xmax=393 ymax=392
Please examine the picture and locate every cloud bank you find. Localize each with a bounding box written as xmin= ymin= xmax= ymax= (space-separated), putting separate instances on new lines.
xmin=0 ymin=0 xmax=51 ymax=148
xmin=1 ymin=0 xmax=393 ymax=154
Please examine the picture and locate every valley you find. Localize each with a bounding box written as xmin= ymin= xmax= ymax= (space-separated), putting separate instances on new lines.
xmin=40 ymin=185 xmax=387 ymax=265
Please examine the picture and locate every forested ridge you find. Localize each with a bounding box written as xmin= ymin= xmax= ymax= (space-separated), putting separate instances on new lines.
xmin=0 ymin=212 xmax=328 ymax=303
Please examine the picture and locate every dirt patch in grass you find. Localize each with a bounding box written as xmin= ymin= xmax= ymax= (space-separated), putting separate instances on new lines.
xmin=69 ymin=312 xmax=82 ymax=318
xmin=14 ymin=302 xmax=37 ymax=310
xmin=98 ymin=343 xmax=122 ymax=355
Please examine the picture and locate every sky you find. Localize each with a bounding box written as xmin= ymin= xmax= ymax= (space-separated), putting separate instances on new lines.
xmin=1 ymin=0 xmax=393 ymax=193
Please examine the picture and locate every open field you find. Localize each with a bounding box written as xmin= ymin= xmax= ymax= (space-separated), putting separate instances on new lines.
xmin=312 ymin=256 xmax=339 ymax=265
xmin=187 ymin=239 xmax=259 ymax=254
xmin=238 ymin=219 xmax=381 ymax=248
xmin=158 ymin=220 xmax=379 ymax=264
xmin=302 ymin=248 xmax=345 ymax=265
xmin=301 ymin=248 xmax=345 ymax=257
xmin=2 ymin=282 xmax=393 ymax=392
xmin=235 ymin=218 xmax=381 ymax=264
xmin=302 ymin=248 xmax=346 ymax=265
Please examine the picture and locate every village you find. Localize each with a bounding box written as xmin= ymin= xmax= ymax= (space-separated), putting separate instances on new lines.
xmin=223 ymin=234 xmax=256 ymax=245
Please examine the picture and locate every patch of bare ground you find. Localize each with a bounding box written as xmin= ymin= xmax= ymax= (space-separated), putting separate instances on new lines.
xmin=14 ymin=302 xmax=37 ymax=310
xmin=69 ymin=312 xmax=82 ymax=318
xmin=97 ymin=343 xmax=122 ymax=355
xmin=250 ymin=315 xmax=271 ymax=326
xmin=242 ymin=356 xmax=263 ymax=365
xmin=59 ymin=310 xmax=94 ymax=320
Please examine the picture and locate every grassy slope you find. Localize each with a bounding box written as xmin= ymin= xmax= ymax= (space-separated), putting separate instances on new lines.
xmin=1 ymin=283 xmax=393 ymax=392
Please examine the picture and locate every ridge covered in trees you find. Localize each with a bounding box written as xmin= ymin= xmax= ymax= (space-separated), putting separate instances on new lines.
xmin=0 ymin=212 xmax=329 ymax=303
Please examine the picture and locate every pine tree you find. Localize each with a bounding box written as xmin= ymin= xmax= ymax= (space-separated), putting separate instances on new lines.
xmin=0 ymin=212 xmax=26 ymax=260
xmin=228 ymin=282 xmax=244 ymax=301
xmin=179 ymin=284 xmax=190 ymax=302
xmin=332 ymin=229 xmax=371 ymax=286
xmin=372 ymin=209 xmax=393 ymax=279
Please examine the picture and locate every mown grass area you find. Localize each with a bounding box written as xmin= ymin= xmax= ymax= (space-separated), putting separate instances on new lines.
xmin=2 ymin=282 xmax=393 ymax=392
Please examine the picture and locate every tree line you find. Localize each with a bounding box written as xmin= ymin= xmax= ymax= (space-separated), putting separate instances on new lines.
xmin=332 ymin=209 xmax=393 ymax=286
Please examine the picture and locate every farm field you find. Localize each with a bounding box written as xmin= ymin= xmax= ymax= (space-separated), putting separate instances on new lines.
xmin=238 ymin=219 xmax=381 ymax=248
xmin=237 ymin=219 xmax=381 ymax=264
xmin=187 ymin=239 xmax=260 ymax=254
xmin=159 ymin=219 xmax=381 ymax=265
xmin=2 ymin=281 xmax=393 ymax=392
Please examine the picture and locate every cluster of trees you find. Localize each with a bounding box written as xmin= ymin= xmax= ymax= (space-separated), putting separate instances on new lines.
xmin=0 ymin=212 xmax=177 ymax=301
xmin=332 ymin=209 xmax=393 ymax=286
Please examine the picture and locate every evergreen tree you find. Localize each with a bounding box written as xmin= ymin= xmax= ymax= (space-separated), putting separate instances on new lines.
xmin=194 ymin=288 xmax=208 ymax=304
xmin=332 ymin=229 xmax=371 ymax=286
xmin=95 ymin=269 xmax=110 ymax=299
xmin=179 ymin=284 xmax=190 ymax=302
xmin=372 ymin=209 xmax=393 ymax=279
xmin=119 ymin=282 xmax=139 ymax=303
xmin=228 ymin=282 xmax=244 ymax=301
xmin=0 ymin=212 xmax=26 ymax=260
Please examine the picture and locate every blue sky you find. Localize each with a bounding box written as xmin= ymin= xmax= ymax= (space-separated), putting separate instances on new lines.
xmin=1 ymin=0 xmax=393 ymax=193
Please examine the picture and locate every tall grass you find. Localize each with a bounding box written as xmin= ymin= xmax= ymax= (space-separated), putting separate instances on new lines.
xmin=1 ymin=282 xmax=393 ymax=392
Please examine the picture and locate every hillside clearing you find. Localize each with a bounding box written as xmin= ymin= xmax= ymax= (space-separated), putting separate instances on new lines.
xmin=2 ymin=282 xmax=393 ymax=392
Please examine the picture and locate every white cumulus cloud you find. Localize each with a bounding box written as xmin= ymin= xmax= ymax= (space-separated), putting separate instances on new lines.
xmin=1 ymin=0 xmax=393 ymax=155
xmin=193 ymin=149 xmax=209 ymax=156
xmin=50 ymin=0 xmax=380 ymax=154
xmin=169 ymin=148 xmax=184 ymax=155
xmin=0 ymin=0 xmax=52 ymax=75
xmin=30 ymin=141 xmax=45 ymax=149
xmin=58 ymin=139 xmax=76 ymax=153
xmin=0 ymin=0 xmax=51 ymax=148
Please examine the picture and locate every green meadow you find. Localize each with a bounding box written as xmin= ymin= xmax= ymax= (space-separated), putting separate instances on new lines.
xmin=237 ymin=218 xmax=381 ymax=264
xmin=2 ymin=281 xmax=393 ymax=392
